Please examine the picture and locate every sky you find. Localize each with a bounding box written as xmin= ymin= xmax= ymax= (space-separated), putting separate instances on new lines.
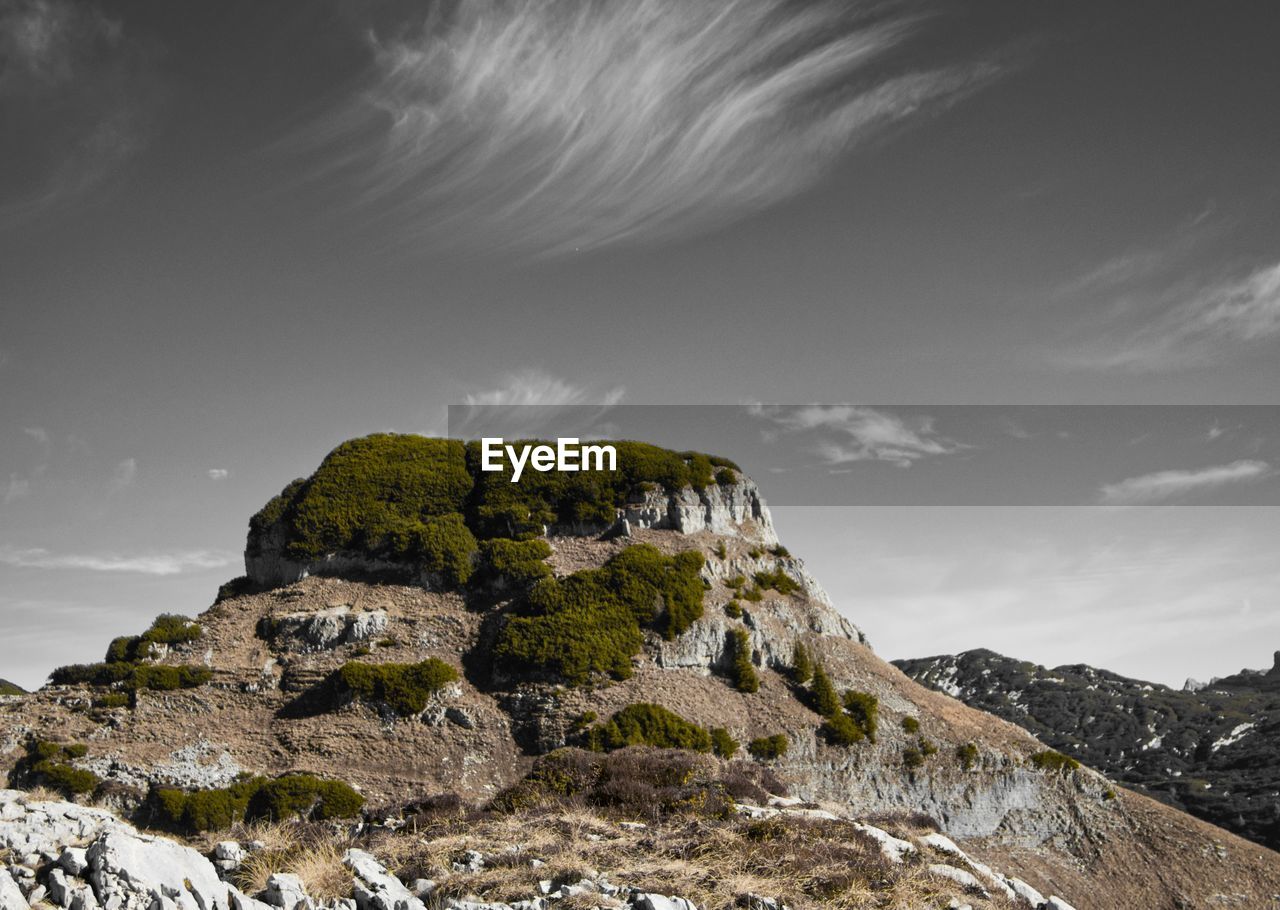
xmin=2 ymin=0 xmax=1279 ymax=690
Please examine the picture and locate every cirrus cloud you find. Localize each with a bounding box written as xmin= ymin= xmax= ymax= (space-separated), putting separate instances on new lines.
xmin=0 ymin=545 xmax=236 ymax=576
xmin=750 ymin=404 xmax=963 ymax=468
xmin=1098 ymin=460 xmax=1273 ymax=505
xmin=313 ymin=0 xmax=998 ymax=256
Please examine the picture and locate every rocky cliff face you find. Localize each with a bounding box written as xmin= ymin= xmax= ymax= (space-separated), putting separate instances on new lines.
xmin=3 ymin=435 xmax=1279 ymax=910
xmin=895 ymin=648 xmax=1280 ymax=851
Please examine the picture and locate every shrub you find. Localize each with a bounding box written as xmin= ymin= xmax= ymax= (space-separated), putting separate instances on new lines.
xmin=493 ymin=545 xmax=705 ymax=685
xmin=724 ymin=599 xmax=742 ymax=619
xmin=748 ymin=734 xmax=789 ymax=761
xmin=714 ymin=468 xmax=736 ymax=486
xmin=713 ymin=541 xmax=727 ymax=559
xmin=588 ymin=704 xmax=712 ymax=753
xmin=726 ymin=575 xmax=746 ymax=590
xmin=918 ymin=738 xmax=938 ymax=757
xmin=710 ymin=727 xmax=739 ymax=758
xmin=477 ymin=538 xmax=552 ymax=587
xmin=143 ymin=614 xmax=202 ymax=646
xmin=94 ymin=693 xmax=131 ymax=709
xmin=748 ymin=547 xmax=764 ymax=559
xmin=842 ymin=691 xmax=879 ymax=742
xmin=742 ymin=585 xmax=764 ymax=603
xmin=1029 ymin=749 xmax=1081 ymax=773
xmin=16 ymin=741 xmax=100 ymax=798
xmin=903 ymin=747 xmax=925 ymax=770
xmin=729 ymin=628 xmax=760 ymax=694
xmin=752 ymin=569 xmax=799 ymax=596
xmin=810 ymin=665 xmax=841 ymax=718
xmin=35 ymin=762 xmax=100 ymax=796
xmin=956 ymin=742 xmax=979 ymax=770
xmin=49 ymin=661 xmax=135 ymax=687
xmin=791 ymin=641 xmax=813 ymax=684
xmin=127 ymin=664 xmax=212 ymax=691
xmin=337 ymin=658 xmax=458 ymax=716
xmin=387 ymin=513 xmax=477 ymax=587
xmin=571 ymin=711 xmax=598 ymax=731
xmin=901 ymin=716 xmax=920 ymax=734
xmin=152 ymin=774 xmax=364 ymax=831
xmin=822 ymin=712 xmax=864 ymax=746
xmin=771 ymin=545 xmax=791 ymax=558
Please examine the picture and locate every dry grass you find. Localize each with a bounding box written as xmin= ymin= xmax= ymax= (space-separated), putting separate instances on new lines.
xmin=231 ymin=821 xmax=354 ymax=900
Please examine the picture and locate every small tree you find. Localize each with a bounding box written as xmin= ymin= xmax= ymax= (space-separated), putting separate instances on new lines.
xmin=730 ymin=628 xmax=760 ymax=693
xmin=811 ymin=664 xmax=840 ymax=718
xmin=791 ymin=641 xmax=813 ymax=684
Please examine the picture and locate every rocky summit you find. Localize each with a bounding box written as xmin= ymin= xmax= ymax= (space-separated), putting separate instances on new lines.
xmin=895 ymin=648 xmax=1280 ymax=852
xmin=2 ymin=434 xmax=1280 ymax=910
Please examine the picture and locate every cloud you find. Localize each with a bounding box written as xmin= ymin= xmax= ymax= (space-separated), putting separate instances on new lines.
xmin=750 ymin=404 xmax=961 ymax=467
xmin=22 ymin=426 xmax=49 ymax=447
xmin=311 ymin=0 xmax=996 ymax=256
xmin=3 ymin=475 xmax=31 ymax=505
xmin=0 ymin=0 xmax=157 ymax=228
xmin=451 ymin=369 xmax=625 ymax=438
xmin=207 ymin=468 xmax=230 ymax=481
xmin=1098 ymin=460 xmax=1273 ymax=505
xmin=0 ymin=545 xmax=236 ymax=575
xmin=108 ymin=457 xmax=137 ymax=493
xmin=1059 ymin=260 xmax=1280 ymax=371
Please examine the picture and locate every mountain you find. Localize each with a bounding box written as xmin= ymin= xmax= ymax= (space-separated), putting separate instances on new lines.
xmin=2 ymin=434 xmax=1279 ymax=910
xmin=894 ymin=648 xmax=1280 ymax=851
xmin=0 ymin=679 xmax=25 ymax=697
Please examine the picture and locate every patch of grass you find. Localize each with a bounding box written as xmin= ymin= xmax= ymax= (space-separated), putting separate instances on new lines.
xmin=1029 ymin=749 xmax=1081 ymax=773
xmin=587 ymin=704 xmax=712 ymax=753
xmin=901 ymin=716 xmax=920 ymax=734
xmin=493 ymin=545 xmax=705 ymax=686
xmin=336 ymin=658 xmax=458 ymax=716
xmin=956 ymin=742 xmax=979 ymax=771
xmin=748 ymin=734 xmax=789 ymax=761
xmin=728 ymin=628 xmax=759 ymax=694
xmin=712 ymin=541 xmax=727 ymax=559
xmin=723 ymin=599 xmax=742 ymax=619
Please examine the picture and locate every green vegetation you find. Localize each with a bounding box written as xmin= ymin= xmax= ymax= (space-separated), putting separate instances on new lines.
xmin=388 ymin=513 xmax=477 ymax=587
xmin=466 ymin=440 xmax=732 ymax=538
xmin=770 ymin=545 xmax=791 ymax=558
xmin=710 ymin=727 xmax=739 ymax=758
xmin=956 ymin=742 xmax=979 ymax=771
xmin=726 ymin=575 xmax=746 ymax=591
xmin=105 ymin=614 xmax=202 ymax=663
xmin=741 ymin=585 xmax=764 ymax=603
xmin=724 ymin=599 xmax=742 ymax=619
xmin=493 ymin=545 xmax=705 ymax=686
xmin=790 ymin=641 xmax=813 ymax=684
xmin=821 ymin=712 xmax=864 ymax=746
xmin=0 ymin=679 xmax=26 ymax=696
xmin=903 ymin=747 xmax=925 ymax=770
xmin=49 ymin=661 xmax=211 ymax=692
xmin=13 ymin=741 xmax=101 ymax=798
xmin=1029 ymin=749 xmax=1081 ymax=773
xmin=748 ymin=734 xmax=789 ymax=761
xmin=94 ymin=693 xmax=130 ymax=709
xmin=919 ymin=738 xmax=938 ymax=757
xmin=810 ymin=665 xmax=841 ymax=718
xmin=476 ymin=537 xmax=552 ymax=588
xmin=587 ymin=704 xmax=712 ymax=753
xmin=842 ymin=690 xmax=879 ymax=742
xmin=712 ymin=541 xmax=727 ymax=559
xmin=752 ymin=569 xmax=799 ymax=596
xmin=901 ymin=716 xmax=920 ymax=734
xmin=728 ymin=628 xmax=760 ymax=693
xmin=714 ymin=467 xmax=736 ymax=486
xmin=336 ymin=658 xmax=458 ymax=716
xmin=153 ymin=774 xmax=365 ymax=832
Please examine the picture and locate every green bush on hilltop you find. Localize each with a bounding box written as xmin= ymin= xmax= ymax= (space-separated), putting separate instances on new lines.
xmin=748 ymin=734 xmax=789 ymax=760
xmin=1030 ymin=749 xmax=1081 ymax=773
xmin=752 ymin=569 xmax=800 ymax=596
xmin=476 ymin=538 xmax=553 ymax=587
xmin=710 ymin=727 xmax=739 ymax=758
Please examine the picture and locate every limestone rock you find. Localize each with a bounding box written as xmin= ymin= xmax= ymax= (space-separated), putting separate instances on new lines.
xmin=87 ymin=829 xmax=228 ymax=910
xmin=0 ymin=869 xmax=29 ymax=909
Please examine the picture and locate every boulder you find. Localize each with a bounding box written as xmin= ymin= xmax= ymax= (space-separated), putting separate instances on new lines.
xmin=263 ymin=872 xmax=313 ymax=909
xmin=0 ymin=869 xmax=30 ymax=909
xmin=344 ymin=848 xmax=425 ymax=910
xmin=87 ymin=829 xmax=229 ymax=910
xmin=630 ymin=895 xmax=698 ymax=910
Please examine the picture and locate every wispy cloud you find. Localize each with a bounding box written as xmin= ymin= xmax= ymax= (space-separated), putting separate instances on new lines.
xmin=0 ymin=545 xmax=235 ymax=575
xmin=0 ymin=0 xmax=157 ymax=228
xmin=207 ymin=468 xmax=229 ymax=481
xmin=750 ymin=404 xmax=962 ymax=468
xmin=310 ymin=0 xmax=997 ymax=256
xmin=2 ymin=475 xmax=31 ymax=505
xmin=451 ymin=369 xmax=625 ymax=438
xmin=1059 ymin=260 xmax=1280 ymax=371
xmin=1098 ymin=460 xmax=1273 ymax=505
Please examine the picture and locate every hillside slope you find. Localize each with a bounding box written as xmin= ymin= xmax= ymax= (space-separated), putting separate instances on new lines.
xmin=894 ymin=648 xmax=1280 ymax=852
xmin=2 ymin=434 xmax=1278 ymax=909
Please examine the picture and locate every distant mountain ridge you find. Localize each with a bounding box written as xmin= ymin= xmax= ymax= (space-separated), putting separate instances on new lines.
xmin=894 ymin=648 xmax=1280 ymax=850
xmin=0 ymin=679 xmax=25 ymax=697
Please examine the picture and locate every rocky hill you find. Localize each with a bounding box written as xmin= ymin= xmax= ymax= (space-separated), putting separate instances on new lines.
xmin=0 ymin=679 xmax=25 ymax=697
xmin=2 ymin=434 xmax=1279 ymax=910
xmin=894 ymin=648 xmax=1280 ymax=852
